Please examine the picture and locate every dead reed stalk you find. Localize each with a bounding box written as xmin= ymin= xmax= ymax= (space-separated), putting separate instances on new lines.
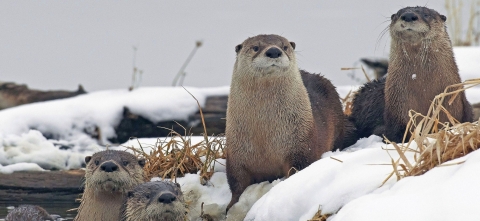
xmin=384 ymin=78 xmax=480 ymax=183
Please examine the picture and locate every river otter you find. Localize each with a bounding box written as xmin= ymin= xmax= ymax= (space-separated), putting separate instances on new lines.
xmin=225 ymin=34 xmax=345 ymax=211
xmin=74 ymin=150 xmax=146 ymax=221
xmin=120 ymin=181 xmax=187 ymax=221
xmin=5 ymin=205 xmax=53 ymax=221
xmin=350 ymin=6 xmax=473 ymax=142
xmin=0 ymin=82 xmax=86 ymax=110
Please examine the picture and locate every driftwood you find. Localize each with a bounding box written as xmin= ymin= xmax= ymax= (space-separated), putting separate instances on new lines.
xmin=110 ymin=95 xmax=228 ymax=144
xmin=0 ymin=82 xmax=86 ymax=110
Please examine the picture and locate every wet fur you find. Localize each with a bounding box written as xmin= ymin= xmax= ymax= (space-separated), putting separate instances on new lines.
xmin=226 ymin=34 xmax=345 ymax=211
xmin=121 ymin=181 xmax=187 ymax=221
xmin=350 ymin=6 xmax=473 ymax=142
xmin=6 ymin=205 xmax=52 ymax=221
xmin=349 ymin=78 xmax=386 ymax=139
xmin=74 ymin=150 xmax=145 ymax=221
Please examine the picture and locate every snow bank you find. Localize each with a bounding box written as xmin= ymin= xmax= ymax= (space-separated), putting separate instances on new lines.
xmin=244 ymin=136 xmax=480 ymax=220
xmin=332 ymin=150 xmax=480 ymax=221
xmin=0 ymin=86 xmax=229 ymax=144
xmin=0 ymin=130 xmax=100 ymax=170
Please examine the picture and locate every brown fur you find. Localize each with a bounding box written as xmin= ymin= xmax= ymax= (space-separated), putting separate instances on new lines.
xmin=74 ymin=150 xmax=146 ymax=221
xmin=225 ymin=34 xmax=344 ymax=211
xmin=384 ymin=6 xmax=473 ymax=142
xmin=0 ymin=82 xmax=86 ymax=110
xmin=5 ymin=205 xmax=52 ymax=221
xmin=121 ymin=181 xmax=187 ymax=221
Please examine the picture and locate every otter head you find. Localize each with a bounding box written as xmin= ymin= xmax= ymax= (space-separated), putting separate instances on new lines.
xmin=234 ymin=34 xmax=297 ymax=76
xmin=84 ymin=150 xmax=145 ymax=193
xmin=123 ymin=181 xmax=187 ymax=221
xmin=390 ymin=6 xmax=447 ymax=44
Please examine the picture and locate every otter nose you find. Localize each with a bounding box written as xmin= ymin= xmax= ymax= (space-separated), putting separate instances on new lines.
xmin=265 ymin=47 xmax=282 ymax=58
xmin=100 ymin=161 xmax=118 ymax=172
xmin=158 ymin=193 xmax=177 ymax=204
xmin=401 ymin=13 xmax=418 ymax=22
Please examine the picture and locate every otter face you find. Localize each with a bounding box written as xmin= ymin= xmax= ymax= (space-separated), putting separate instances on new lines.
xmin=84 ymin=150 xmax=145 ymax=192
xmin=390 ymin=6 xmax=447 ymax=43
xmin=234 ymin=34 xmax=296 ymax=75
xmin=123 ymin=181 xmax=187 ymax=221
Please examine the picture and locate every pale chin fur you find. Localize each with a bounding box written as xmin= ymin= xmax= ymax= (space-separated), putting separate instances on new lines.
xmin=394 ymin=21 xmax=429 ymax=35
xmin=252 ymin=56 xmax=290 ymax=69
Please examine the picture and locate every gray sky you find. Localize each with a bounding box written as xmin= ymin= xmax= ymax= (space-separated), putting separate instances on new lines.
xmin=0 ymin=1 xmax=447 ymax=91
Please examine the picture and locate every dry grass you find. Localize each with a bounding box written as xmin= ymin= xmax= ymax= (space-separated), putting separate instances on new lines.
xmin=445 ymin=0 xmax=480 ymax=46
xmin=308 ymin=206 xmax=332 ymax=221
xmin=384 ymin=78 xmax=480 ymax=183
xmin=341 ymin=65 xmax=369 ymax=115
xmin=341 ymin=89 xmax=356 ymax=116
xmin=124 ymin=87 xmax=226 ymax=182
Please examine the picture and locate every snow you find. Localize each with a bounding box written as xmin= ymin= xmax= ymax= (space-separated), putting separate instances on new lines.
xmin=0 ymin=162 xmax=45 ymax=174
xmin=454 ymin=47 xmax=480 ymax=81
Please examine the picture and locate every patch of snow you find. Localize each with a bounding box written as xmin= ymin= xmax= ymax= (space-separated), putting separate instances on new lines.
xmin=0 ymin=130 xmax=100 ymax=171
xmin=0 ymin=162 xmax=45 ymax=174
xmin=454 ymin=47 xmax=480 ymax=82
xmin=411 ymin=74 xmax=416 ymax=80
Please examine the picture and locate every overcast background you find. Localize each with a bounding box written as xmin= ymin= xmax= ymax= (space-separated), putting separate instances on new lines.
xmin=0 ymin=1 xmax=461 ymax=91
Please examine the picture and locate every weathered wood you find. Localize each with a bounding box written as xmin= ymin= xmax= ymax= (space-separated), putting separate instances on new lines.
xmin=0 ymin=170 xmax=84 ymax=202
xmin=110 ymin=95 xmax=228 ymax=143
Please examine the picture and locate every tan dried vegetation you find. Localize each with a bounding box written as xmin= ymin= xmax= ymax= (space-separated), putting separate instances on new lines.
xmin=124 ymin=88 xmax=226 ymax=182
xmin=384 ymin=78 xmax=480 ymax=184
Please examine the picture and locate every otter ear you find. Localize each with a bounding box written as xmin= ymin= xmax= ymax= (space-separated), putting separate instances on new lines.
xmin=85 ymin=156 xmax=92 ymax=164
xmin=138 ymin=158 xmax=146 ymax=167
xmin=290 ymin=42 xmax=296 ymax=50
xmin=391 ymin=14 xmax=395 ymax=20
xmin=127 ymin=191 xmax=134 ymax=198
xmin=235 ymin=44 xmax=242 ymax=53
xmin=440 ymin=14 xmax=447 ymax=22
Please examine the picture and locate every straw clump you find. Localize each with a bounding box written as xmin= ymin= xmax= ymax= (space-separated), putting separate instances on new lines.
xmin=385 ymin=78 xmax=480 ymax=182
xmin=125 ymin=87 xmax=226 ymax=182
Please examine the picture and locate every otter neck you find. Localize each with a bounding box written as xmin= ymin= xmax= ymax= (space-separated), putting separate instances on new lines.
xmin=230 ymin=67 xmax=314 ymax=140
xmin=75 ymin=188 xmax=125 ymax=221
xmin=389 ymin=36 xmax=458 ymax=83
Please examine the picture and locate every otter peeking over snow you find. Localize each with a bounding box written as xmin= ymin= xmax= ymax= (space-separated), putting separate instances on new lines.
xmin=121 ymin=181 xmax=188 ymax=221
xmin=225 ymin=34 xmax=346 ymax=211
xmin=350 ymin=6 xmax=473 ymax=143
xmin=74 ymin=150 xmax=146 ymax=221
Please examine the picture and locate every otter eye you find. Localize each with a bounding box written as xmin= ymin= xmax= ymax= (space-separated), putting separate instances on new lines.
xmin=123 ymin=161 xmax=129 ymax=166
xmin=283 ymin=46 xmax=288 ymax=51
xmin=95 ymin=160 xmax=99 ymax=166
xmin=252 ymin=46 xmax=259 ymax=52
xmin=145 ymin=194 xmax=150 ymax=199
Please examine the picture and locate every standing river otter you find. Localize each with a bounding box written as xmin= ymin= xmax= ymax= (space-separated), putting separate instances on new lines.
xmin=225 ymin=34 xmax=345 ymax=211
xmin=74 ymin=150 xmax=146 ymax=221
xmin=121 ymin=181 xmax=187 ymax=221
xmin=350 ymin=6 xmax=473 ymax=142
